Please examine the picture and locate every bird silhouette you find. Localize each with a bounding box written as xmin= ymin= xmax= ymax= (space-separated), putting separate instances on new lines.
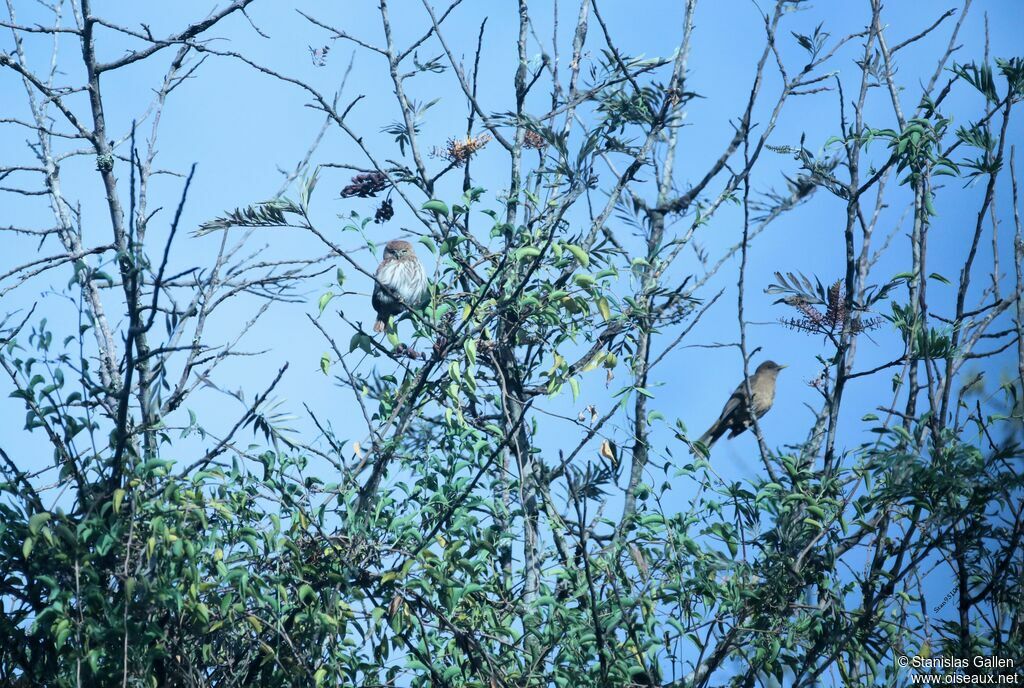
xmin=699 ymin=361 xmax=786 ymax=449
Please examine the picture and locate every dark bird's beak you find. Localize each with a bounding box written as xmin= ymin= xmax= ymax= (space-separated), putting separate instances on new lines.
xmin=778 ymin=364 xmax=788 ymax=370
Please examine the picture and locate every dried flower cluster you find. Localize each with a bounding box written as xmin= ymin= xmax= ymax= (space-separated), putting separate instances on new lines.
xmin=432 ymin=133 xmax=492 ymax=166
xmin=523 ymin=130 xmax=546 ymax=150
xmin=309 ymin=44 xmax=330 ymax=67
xmin=781 ymin=280 xmax=881 ymax=336
xmin=374 ymin=198 xmax=394 ymax=224
xmin=341 ymin=172 xmax=389 ymax=198
xmin=393 ymin=343 xmax=421 ymax=360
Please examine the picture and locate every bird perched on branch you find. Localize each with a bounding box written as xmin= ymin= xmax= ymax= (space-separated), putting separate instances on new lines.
xmin=372 ymin=239 xmax=428 ymax=333
xmin=699 ymin=361 xmax=786 ymax=449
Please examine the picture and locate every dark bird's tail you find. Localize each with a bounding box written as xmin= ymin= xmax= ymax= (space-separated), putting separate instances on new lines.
xmin=698 ymin=422 xmax=726 ymax=450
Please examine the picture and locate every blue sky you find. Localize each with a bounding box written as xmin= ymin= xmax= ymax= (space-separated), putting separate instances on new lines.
xmin=3 ymin=0 xmax=1020 ymax=461
xmin=2 ymin=0 xmax=1022 ymax=680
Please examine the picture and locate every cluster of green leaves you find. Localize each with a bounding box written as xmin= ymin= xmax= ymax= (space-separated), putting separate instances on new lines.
xmin=2 ymin=449 xmax=359 ymax=685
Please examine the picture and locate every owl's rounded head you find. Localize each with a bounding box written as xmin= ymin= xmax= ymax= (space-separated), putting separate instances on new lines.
xmin=384 ymin=239 xmax=415 ymax=258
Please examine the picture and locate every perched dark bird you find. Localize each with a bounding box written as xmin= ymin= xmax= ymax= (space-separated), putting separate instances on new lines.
xmin=372 ymin=240 xmax=428 ymax=332
xmin=699 ymin=361 xmax=786 ymax=449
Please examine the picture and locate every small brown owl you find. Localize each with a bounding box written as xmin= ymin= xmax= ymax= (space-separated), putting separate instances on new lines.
xmin=372 ymin=239 xmax=428 ymax=332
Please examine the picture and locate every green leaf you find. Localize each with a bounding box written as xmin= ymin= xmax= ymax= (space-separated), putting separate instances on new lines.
xmin=299 ymin=584 xmax=316 ymax=604
xmin=515 ymin=246 xmax=542 ymax=261
xmin=55 ymin=621 xmax=71 ymax=650
xmin=299 ymin=169 xmax=319 ymax=210
xmin=28 ymin=512 xmax=50 ymax=536
xmin=422 ymin=199 xmax=449 ymax=216
xmin=23 ymin=536 xmax=33 ymax=559
xmin=318 ymin=291 xmax=335 ymax=315
xmin=349 ymin=333 xmax=373 ymax=354
xmin=320 ymin=353 xmax=331 ymax=375
xmin=113 ymin=489 xmax=125 ymax=514
xmin=565 ymin=243 xmax=590 ymax=267
xmin=418 ymin=236 xmax=438 ymax=254
xmin=573 ymin=274 xmax=596 ymax=288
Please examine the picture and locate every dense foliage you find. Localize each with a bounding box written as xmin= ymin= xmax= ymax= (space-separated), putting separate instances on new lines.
xmin=1 ymin=1 xmax=1022 ymax=686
